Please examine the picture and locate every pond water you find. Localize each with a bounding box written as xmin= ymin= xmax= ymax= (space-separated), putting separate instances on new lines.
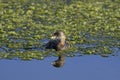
xmin=0 ymin=55 xmax=120 ymax=80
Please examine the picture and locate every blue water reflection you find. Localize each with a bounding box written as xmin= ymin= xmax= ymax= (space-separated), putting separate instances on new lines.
xmin=0 ymin=55 xmax=120 ymax=80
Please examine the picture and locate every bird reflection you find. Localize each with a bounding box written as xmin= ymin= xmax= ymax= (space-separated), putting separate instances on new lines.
xmin=51 ymin=55 xmax=65 ymax=68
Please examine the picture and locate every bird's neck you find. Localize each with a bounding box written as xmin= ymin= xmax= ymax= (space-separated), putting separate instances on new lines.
xmin=59 ymin=39 xmax=65 ymax=45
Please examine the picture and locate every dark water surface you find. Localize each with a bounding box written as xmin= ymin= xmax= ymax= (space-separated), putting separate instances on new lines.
xmin=0 ymin=55 xmax=120 ymax=80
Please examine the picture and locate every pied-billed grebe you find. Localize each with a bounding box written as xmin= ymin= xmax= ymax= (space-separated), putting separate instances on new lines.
xmin=51 ymin=55 xmax=65 ymax=68
xmin=46 ymin=31 xmax=69 ymax=51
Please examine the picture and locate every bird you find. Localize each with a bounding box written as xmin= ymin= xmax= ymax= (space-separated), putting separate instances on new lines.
xmin=46 ymin=30 xmax=70 ymax=51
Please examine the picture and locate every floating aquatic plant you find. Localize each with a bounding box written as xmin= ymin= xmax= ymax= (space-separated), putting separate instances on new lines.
xmin=0 ymin=0 xmax=120 ymax=60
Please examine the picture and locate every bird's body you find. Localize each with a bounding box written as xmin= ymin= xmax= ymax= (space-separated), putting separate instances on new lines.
xmin=46 ymin=31 xmax=70 ymax=51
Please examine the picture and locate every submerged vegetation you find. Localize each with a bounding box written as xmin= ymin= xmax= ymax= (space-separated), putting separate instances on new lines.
xmin=0 ymin=0 xmax=120 ymax=60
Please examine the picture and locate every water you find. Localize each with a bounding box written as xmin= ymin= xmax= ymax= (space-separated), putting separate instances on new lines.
xmin=0 ymin=55 xmax=120 ymax=80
